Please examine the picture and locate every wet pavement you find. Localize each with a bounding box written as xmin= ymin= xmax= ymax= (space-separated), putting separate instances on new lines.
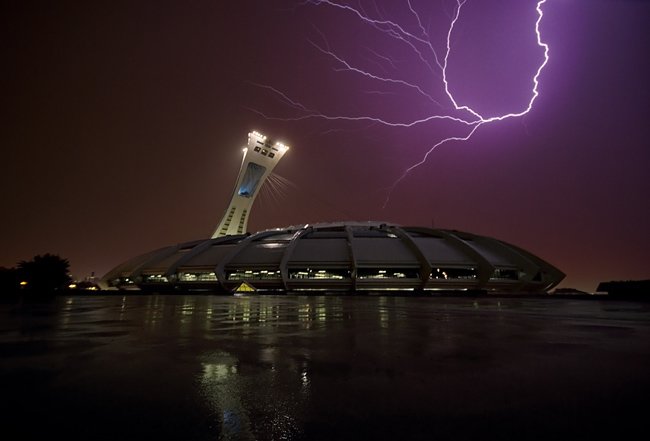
xmin=1 ymin=295 xmax=649 ymax=440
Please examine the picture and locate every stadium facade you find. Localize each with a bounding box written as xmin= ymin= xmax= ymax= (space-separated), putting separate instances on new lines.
xmin=103 ymin=132 xmax=564 ymax=293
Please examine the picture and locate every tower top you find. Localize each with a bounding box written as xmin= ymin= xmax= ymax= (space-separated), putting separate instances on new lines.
xmin=211 ymin=131 xmax=289 ymax=238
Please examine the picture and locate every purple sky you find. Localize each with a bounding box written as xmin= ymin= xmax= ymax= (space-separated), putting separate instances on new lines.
xmin=2 ymin=0 xmax=649 ymax=292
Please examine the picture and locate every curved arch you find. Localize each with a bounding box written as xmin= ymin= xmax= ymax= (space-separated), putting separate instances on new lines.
xmin=388 ymin=226 xmax=432 ymax=289
xmin=214 ymin=229 xmax=289 ymax=290
xmin=344 ymin=225 xmax=358 ymax=291
xmin=278 ymin=225 xmax=311 ymax=290
xmin=130 ymin=242 xmax=199 ymax=280
xmin=472 ymin=235 xmax=540 ymax=289
xmin=164 ymin=235 xmax=246 ymax=280
xmin=433 ymin=229 xmax=496 ymax=287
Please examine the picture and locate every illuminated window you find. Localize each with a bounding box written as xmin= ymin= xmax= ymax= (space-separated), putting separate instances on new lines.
xmin=220 ymin=207 xmax=236 ymax=234
xmin=143 ymin=274 xmax=169 ymax=283
xmin=289 ymin=268 xmax=350 ymax=280
xmin=180 ymin=272 xmax=217 ymax=282
xmin=491 ymin=269 xmax=519 ymax=280
xmin=238 ymin=163 xmax=267 ymax=197
xmin=112 ymin=278 xmax=133 ymax=286
xmin=227 ymin=269 xmax=282 ymax=280
xmin=357 ymin=268 xmax=419 ymax=279
xmin=431 ymin=267 xmax=477 ymax=280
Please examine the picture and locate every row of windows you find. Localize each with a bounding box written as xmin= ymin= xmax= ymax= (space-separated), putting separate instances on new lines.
xmin=123 ymin=267 xmax=522 ymax=285
xmin=180 ymin=272 xmax=217 ymax=282
xmin=289 ymin=268 xmax=350 ymax=280
xmin=490 ymin=269 xmax=519 ymax=280
xmin=253 ymin=146 xmax=276 ymax=158
xmin=431 ymin=267 xmax=477 ymax=280
xmin=115 ymin=277 xmax=135 ymax=285
xmin=143 ymin=274 xmax=169 ymax=283
xmin=237 ymin=209 xmax=248 ymax=234
xmin=227 ymin=269 xmax=282 ymax=280
xmin=357 ymin=268 xmax=420 ymax=279
xmin=219 ymin=207 xmax=237 ymax=234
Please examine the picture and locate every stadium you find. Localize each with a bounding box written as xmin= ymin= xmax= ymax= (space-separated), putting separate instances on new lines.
xmin=103 ymin=132 xmax=564 ymax=293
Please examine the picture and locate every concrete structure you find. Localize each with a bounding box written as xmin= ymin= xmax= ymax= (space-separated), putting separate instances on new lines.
xmin=212 ymin=131 xmax=288 ymax=237
xmin=102 ymin=131 xmax=564 ymax=293
xmin=103 ymin=222 xmax=564 ymax=293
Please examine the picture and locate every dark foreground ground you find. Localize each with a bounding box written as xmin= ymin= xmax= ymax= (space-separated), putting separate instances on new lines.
xmin=1 ymin=295 xmax=649 ymax=441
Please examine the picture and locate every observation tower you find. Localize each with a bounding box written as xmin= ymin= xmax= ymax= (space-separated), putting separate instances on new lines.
xmin=102 ymin=130 xmax=565 ymax=293
xmin=211 ymin=131 xmax=289 ymax=237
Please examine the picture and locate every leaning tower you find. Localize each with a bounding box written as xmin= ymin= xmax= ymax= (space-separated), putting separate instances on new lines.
xmin=211 ymin=131 xmax=289 ymax=238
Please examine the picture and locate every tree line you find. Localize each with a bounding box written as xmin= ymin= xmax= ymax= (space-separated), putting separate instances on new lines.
xmin=0 ymin=254 xmax=72 ymax=294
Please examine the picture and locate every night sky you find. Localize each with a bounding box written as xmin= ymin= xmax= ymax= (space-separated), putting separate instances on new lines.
xmin=2 ymin=0 xmax=648 ymax=292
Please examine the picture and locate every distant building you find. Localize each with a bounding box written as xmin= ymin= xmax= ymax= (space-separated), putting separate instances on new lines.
xmin=102 ymin=132 xmax=564 ymax=293
xmin=597 ymin=280 xmax=650 ymax=299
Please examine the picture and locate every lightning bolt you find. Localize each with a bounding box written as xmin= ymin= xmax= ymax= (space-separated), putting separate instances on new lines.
xmin=255 ymin=0 xmax=549 ymax=208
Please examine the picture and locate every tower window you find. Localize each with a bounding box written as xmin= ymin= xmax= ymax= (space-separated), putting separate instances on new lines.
xmin=238 ymin=162 xmax=267 ymax=197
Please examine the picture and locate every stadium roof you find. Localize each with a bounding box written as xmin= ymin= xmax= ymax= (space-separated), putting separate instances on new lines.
xmin=103 ymin=221 xmax=564 ymax=293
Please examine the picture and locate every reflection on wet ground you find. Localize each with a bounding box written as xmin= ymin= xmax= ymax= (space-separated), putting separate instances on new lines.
xmin=1 ymin=295 xmax=649 ymax=440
